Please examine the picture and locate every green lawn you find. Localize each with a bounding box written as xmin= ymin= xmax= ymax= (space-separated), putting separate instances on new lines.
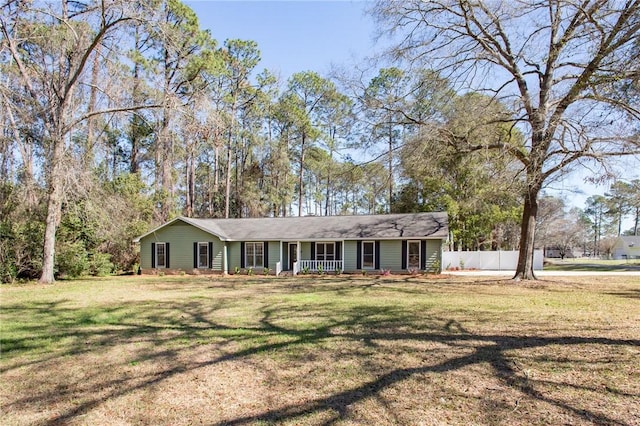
xmin=544 ymin=258 xmax=640 ymax=271
xmin=1 ymin=275 xmax=639 ymax=425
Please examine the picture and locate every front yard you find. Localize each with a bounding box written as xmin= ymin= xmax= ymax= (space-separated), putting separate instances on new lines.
xmin=1 ymin=275 xmax=639 ymax=425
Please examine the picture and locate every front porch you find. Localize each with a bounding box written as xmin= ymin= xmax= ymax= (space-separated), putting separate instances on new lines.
xmin=294 ymin=259 xmax=343 ymax=274
xmin=278 ymin=241 xmax=344 ymax=276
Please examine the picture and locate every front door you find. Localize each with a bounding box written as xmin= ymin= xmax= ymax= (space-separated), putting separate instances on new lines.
xmin=289 ymin=243 xmax=297 ymax=270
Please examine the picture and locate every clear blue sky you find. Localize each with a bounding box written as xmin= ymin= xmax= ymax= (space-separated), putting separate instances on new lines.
xmin=185 ymin=0 xmax=376 ymax=81
xmin=185 ymin=0 xmax=638 ymax=228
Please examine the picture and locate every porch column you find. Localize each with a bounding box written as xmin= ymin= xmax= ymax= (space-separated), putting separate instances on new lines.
xmin=222 ymin=242 xmax=228 ymax=275
xmin=296 ymin=241 xmax=301 ymax=275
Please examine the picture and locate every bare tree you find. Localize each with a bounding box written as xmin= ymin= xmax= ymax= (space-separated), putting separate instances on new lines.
xmin=372 ymin=0 xmax=640 ymax=279
xmin=1 ymin=1 xmax=157 ymax=283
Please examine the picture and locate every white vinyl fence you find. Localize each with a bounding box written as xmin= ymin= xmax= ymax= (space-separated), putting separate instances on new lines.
xmin=442 ymin=250 xmax=543 ymax=271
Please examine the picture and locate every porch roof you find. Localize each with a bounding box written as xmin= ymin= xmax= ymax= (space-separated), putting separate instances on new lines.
xmin=181 ymin=212 xmax=448 ymax=241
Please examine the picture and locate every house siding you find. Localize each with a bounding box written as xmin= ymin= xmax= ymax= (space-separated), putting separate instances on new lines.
xmin=301 ymin=242 xmax=312 ymax=261
xmin=227 ymin=241 xmax=284 ymax=272
xmin=228 ymin=241 xmax=241 ymax=271
xmin=140 ymin=221 xmax=224 ymax=271
xmin=379 ymin=240 xmax=402 ymax=271
xmin=425 ymin=240 xmax=442 ymax=272
xmin=136 ymin=219 xmax=446 ymax=275
xmin=343 ymin=241 xmax=358 ymax=271
xmin=268 ymin=241 xmax=281 ymax=271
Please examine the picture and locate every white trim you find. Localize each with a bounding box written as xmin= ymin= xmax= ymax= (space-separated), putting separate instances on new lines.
xmin=407 ymin=240 xmax=421 ymax=269
xmin=245 ymin=241 xmax=265 ymax=269
xmin=362 ymin=241 xmax=375 ymax=269
xmin=315 ymin=242 xmax=336 ymax=261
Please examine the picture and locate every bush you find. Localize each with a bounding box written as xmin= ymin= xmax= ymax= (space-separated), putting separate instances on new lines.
xmin=89 ymin=252 xmax=114 ymax=276
xmin=56 ymin=242 xmax=89 ymax=278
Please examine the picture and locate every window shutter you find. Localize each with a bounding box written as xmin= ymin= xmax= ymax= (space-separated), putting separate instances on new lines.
xmin=151 ymin=243 xmax=156 ymax=268
xmin=208 ymin=242 xmax=214 ymax=269
xmin=263 ymin=241 xmax=269 ymax=269
xmin=165 ymin=243 xmax=170 ymax=268
xmin=356 ymin=241 xmax=362 ymax=269
xmin=336 ymin=242 xmax=342 ymax=260
xmin=311 ymin=242 xmax=316 ymax=260
xmin=193 ymin=242 xmax=198 ymax=268
xmin=375 ymin=241 xmax=381 ymax=269
xmin=421 ymin=240 xmax=427 ymax=270
xmin=240 ymin=242 xmax=245 ymax=268
xmin=401 ymin=240 xmax=407 ymax=269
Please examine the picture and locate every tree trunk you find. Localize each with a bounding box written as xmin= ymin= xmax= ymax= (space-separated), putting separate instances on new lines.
xmin=388 ymin=126 xmax=393 ymax=213
xmin=224 ymin=143 xmax=232 ymax=218
xmin=39 ymin=137 xmax=65 ymax=284
xmin=325 ymin=147 xmax=332 ymax=216
xmin=185 ymin=146 xmax=194 ymax=217
xmin=513 ymin=185 xmax=539 ymax=280
xmin=298 ymin=133 xmax=306 ymax=217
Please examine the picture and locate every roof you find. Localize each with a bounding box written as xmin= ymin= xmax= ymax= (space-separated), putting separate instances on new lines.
xmin=618 ymin=236 xmax=640 ymax=247
xmin=133 ymin=212 xmax=448 ymax=242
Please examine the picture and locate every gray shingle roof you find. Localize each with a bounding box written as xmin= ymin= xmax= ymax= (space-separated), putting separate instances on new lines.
xmin=619 ymin=236 xmax=640 ymax=247
xmin=135 ymin=212 xmax=448 ymax=242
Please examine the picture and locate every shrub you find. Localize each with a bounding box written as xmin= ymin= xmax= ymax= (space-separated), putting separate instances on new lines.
xmin=89 ymin=252 xmax=114 ymax=277
xmin=56 ymin=242 xmax=89 ymax=278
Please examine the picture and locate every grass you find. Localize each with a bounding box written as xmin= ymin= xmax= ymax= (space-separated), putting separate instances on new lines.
xmin=544 ymin=258 xmax=640 ymax=271
xmin=1 ymin=274 xmax=639 ymax=425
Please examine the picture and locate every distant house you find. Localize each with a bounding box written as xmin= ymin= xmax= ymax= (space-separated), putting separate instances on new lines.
xmin=133 ymin=213 xmax=448 ymax=275
xmin=612 ymin=236 xmax=640 ymax=259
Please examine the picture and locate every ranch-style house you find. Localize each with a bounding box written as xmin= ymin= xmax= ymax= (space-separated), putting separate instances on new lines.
xmin=133 ymin=212 xmax=448 ymax=275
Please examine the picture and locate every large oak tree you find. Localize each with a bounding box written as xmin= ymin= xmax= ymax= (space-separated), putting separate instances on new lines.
xmin=372 ymin=0 xmax=640 ymax=279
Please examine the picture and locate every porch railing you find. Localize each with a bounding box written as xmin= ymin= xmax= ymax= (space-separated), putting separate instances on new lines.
xmin=297 ymin=260 xmax=343 ymax=273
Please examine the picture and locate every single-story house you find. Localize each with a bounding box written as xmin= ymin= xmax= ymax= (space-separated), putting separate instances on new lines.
xmin=612 ymin=236 xmax=640 ymax=259
xmin=133 ymin=212 xmax=448 ymax=275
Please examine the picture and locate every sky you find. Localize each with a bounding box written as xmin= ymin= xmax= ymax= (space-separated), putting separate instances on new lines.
xmin=185 ymin=0 xmax=376 ymax=81
xmin=185 ymin=1 xmax=638 ymax=229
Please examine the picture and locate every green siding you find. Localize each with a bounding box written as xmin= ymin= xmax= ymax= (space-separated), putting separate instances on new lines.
xmin=140 ymin=221 xmax=224 ymax=271
xmin=139 ymin=218 xmax=444 ymax=274
xmin=268 ymin=241 xmax=282 ymax=271
xmin=379 ymin=240 xmax=402 ymax=271
xmin=343 ymin=241 xmax=357 ymax=271
xmin=228 ymin=241 xmax=241 ymax=271
xmin=425 ymin=240 xmax=442 ymax=272
xmin=301 ymin=242 xmax=311 ymax=260
xmin=227 ymin=241 xmax=283 ymax=273
xmin=211 ymin=240 xmax=224 ymax=270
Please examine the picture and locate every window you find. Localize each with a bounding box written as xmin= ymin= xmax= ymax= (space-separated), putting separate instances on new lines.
xmin=245 ymin=242 xmax=264 ymax=268
xmin=316 ymin=242 xmax=335 ymax=261
xmin=198 ymin=242 xmax=209 ymax=268
xmin=362 ymin=241 xmax=375 ymax=269
xmin=156 ymin=242 xmax=166 ymax=268
xmin=408 ymin=241 xmax=421 ymax=269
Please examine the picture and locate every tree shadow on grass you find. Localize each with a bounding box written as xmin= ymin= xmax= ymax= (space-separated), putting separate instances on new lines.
xmin=1 ymin=282 xmax=638 ymax=426
xmin=606 ymin=288 xmax=640 ymax=300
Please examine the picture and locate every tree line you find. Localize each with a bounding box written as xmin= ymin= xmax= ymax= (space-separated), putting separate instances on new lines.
xmin=537 ymin=180 xmax=640 ymax=259
xmin=1 ymin=0 xmax=638 ymax=282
